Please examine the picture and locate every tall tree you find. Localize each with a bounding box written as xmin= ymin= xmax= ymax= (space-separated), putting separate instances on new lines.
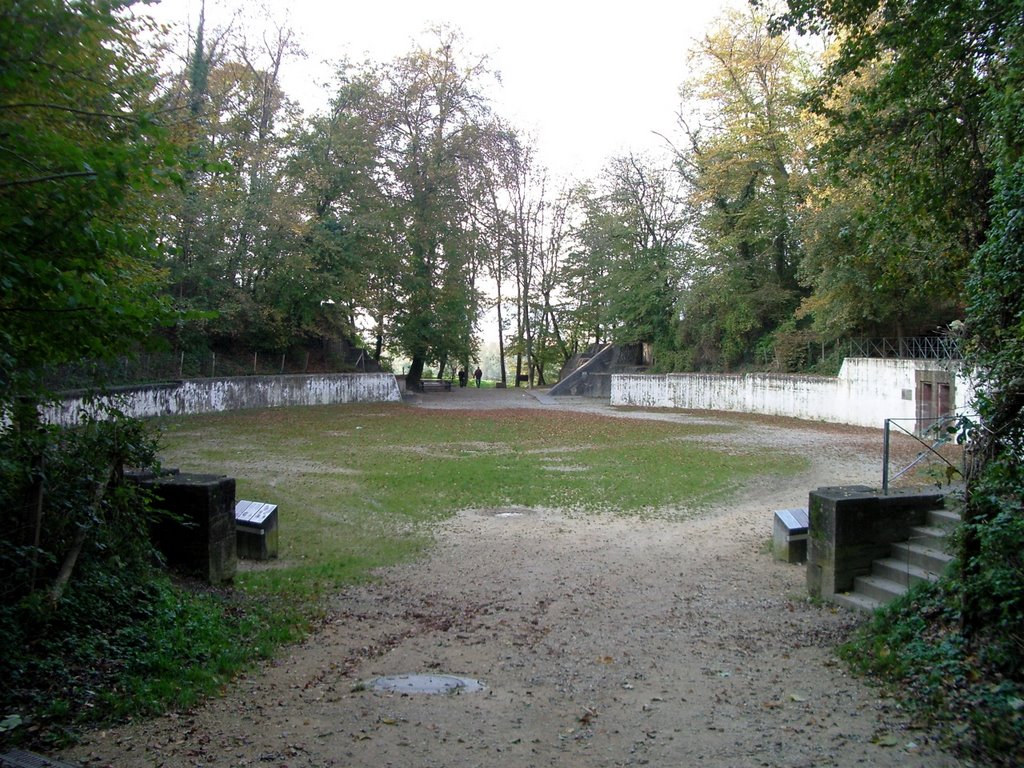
xmin=601 ymin=154 xmax=687 ymax=362
xmin=786 ymin=0 xmax=990 ymax=343
xmin=157 ymin=10 xmax=305 ymax=354
xmin=370 ymin=29 xmax=499 ymax=388
xmin=289 ymin=63 xmax=395 ymax=357
xmin=674 ymin=6 xmax=813 ymax=369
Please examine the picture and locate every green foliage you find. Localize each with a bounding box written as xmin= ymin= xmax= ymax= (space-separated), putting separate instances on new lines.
xmin=0 ymin=412 xmax=159 ymax=745
xmin=674 ymin=7 xmax=811 ymax=369
xmin=840 ymin=577 xmax=1024 ymax=766
xmin=0 ymin=0 xmax=176 ymax=404
xmin=0 ymin=569 xmax=304 ymax=749
xmin=0 ymin=414 xmax=160 ymax=602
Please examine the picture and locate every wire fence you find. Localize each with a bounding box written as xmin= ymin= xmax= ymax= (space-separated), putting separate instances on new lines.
xmin=45 ymin=348 xmax=375 ymax=392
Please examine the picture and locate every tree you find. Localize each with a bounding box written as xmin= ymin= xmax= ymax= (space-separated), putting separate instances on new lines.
xmin=673 ymin=6 xmax=813 ymax=369
xmin=157 ymin=8 xmax=307 ymax=355
xmin=290 ymin=63 xmax=399 ymax=360
xmin=0 ymin=0 xmax=174 ymax=406
xmin=786 ymin=1 xmax=990 ymax=343
xmin=368 ymin=29 xmax=500 ymax=389
xmin=560 ymin=184 xmax=614 ymax=350
xmin=600 ymin=154 xmax=687 ymax=359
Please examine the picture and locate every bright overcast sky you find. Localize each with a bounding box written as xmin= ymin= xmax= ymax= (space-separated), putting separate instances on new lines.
xmin=147 ymin=0 xmax=741 ymax=181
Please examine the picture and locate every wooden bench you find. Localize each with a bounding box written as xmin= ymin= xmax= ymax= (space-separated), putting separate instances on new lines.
xmin=416 ymin=378 xmax=452 ymax=392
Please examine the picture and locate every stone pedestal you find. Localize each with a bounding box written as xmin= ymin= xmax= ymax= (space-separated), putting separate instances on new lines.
xmin=146 ymin=473 xmax=237 ymax=585
xmin=806 ymin=485 xmax=945 ymax=600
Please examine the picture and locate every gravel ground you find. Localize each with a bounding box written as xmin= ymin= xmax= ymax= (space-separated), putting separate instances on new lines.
xmin=62 ymin=388 xmax=963 ymax=768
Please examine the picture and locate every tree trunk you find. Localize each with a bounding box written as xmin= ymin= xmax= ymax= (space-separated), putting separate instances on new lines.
xmin=406 ymin=356 xmax=425 ymax=391
xmin=50 ymin=464 xmax=116 ymax=606
xmin=496 ymin=300 xmax=507 ymax=387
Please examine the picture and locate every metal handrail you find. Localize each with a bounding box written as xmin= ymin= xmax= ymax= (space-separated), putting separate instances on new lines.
xmin=882 ymin=415 xmax=963 ymax=494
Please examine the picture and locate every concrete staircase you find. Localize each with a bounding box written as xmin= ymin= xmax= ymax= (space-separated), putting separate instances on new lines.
xmin=833 ymin=507 xmax=960 ymax=613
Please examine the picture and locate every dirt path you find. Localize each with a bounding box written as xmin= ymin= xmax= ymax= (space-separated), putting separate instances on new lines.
xmin=63 ymin=390 xmax=962 ymax=767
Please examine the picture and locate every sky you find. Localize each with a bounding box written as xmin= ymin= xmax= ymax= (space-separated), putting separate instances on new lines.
xmin=146 ymin=0 xmax=740 ymax=181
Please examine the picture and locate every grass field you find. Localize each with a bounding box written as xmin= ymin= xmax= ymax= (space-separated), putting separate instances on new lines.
xmin=3 ymin=402 xmax=811 ymax=747
xmin=157 ymin=402 xmax=808 ymax=599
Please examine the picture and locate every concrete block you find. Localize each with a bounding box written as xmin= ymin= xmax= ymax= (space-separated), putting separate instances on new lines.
xmin=806 ymin=485 xmax=946 ymax=600
xmin=144 ymin=473 xmax=237 ymax=585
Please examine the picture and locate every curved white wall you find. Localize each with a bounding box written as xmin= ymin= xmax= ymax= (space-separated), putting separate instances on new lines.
xmin=46 ymin=373 xmax=402 ymax=426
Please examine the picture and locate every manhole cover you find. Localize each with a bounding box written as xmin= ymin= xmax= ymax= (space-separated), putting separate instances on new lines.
xmin=364 ymin=674 xmax=485 ymax=694
xmin=478 ymin=506 xmax=534 ymax=518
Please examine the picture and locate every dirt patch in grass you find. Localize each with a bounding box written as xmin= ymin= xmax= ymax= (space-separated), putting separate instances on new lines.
xmin=62 ymin=390 xmax=962 ymax=767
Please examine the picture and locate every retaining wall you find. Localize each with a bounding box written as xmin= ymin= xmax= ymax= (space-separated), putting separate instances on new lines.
xmin=611 ymin=358 xmax=974 ymax=429
xmin=46 ymin=372 xmax=402 ymax=426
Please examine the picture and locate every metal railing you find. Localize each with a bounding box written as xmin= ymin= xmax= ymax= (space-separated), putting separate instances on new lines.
xmin=882 ymin=415 xmax=964 ymax=493
xmin=845 ymin=336 xmax=961 ymax=361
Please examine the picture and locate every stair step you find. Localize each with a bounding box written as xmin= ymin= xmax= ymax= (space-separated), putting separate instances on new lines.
xmin=873 ymin=557 xmax=940 ymax=588
xmin=889 ymin=541 xmax=953 ymax=576
xmin=907 ymin=524 xmax=951 ymax=551
xmin=853 ymin=574 xmax=908 ymax=604
xmin=928 ymin=507 xmax=961 ymax=528
xmin=832 ymin=506 xmax=961 ymax=614
xmin=832 ymin=590 xmax=883 ymax=614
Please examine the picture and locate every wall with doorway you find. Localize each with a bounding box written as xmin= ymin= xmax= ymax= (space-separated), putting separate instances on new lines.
xmin=611 ymin=358 xmax=974 ymax=430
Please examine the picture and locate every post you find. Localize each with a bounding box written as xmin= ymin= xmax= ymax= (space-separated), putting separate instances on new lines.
xmin=179 ymin=350 xmax=184 ymax=378
xmin=211 ymin=352 xmax=216 ymax=378
xmin=280 ymin=353 xmax=286 ymax=374
xmin=253 ymin=351 xmax=258 ymax=374
xmin=882 ymin=419 xmax=891 ymax=494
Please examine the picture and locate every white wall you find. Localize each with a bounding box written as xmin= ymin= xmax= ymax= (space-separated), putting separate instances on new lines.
xmin=46 ymin=373 xmax=402 ymax=426
xmin=611 ymin=358 xmax=974 ymax=430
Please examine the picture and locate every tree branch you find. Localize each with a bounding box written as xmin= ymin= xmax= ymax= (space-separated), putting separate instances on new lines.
xmin=0 ymin=170 xmax=97 ymax=188
xmin=0 ymin=101 xmax=145 ymax=120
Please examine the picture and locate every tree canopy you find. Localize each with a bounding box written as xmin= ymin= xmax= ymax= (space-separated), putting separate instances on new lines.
xmin=0 ymin=0 xmax=174 ymax=406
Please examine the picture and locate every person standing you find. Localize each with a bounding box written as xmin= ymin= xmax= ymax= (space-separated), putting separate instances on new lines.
xmin=473 ymin=367 xmax=482 ymax=387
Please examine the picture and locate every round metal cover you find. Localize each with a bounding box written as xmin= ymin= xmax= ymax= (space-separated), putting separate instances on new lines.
xmin=365 ymin=674 xmax=485 ymax=694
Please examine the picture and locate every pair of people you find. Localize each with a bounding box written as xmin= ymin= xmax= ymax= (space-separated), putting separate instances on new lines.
xmin=457 ymin=367 xmax=483 ymax=387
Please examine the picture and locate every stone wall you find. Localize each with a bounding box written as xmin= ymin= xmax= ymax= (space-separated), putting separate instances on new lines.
xmin=45 ymin=372 xmax=402 ymax=426
xmin=611 ymin=358 xmax=975 ymax=430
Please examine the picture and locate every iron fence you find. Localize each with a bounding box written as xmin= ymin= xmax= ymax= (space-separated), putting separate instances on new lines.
xmin=844 ymin=336 xmax=961 ymax=361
